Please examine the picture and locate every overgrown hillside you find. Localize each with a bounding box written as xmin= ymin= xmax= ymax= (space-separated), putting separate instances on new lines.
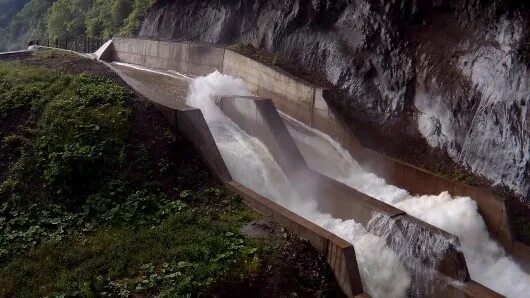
xmin=0 ymin=50 xmax=341 ymax=297
xmin=0 ymin=0 xmax=154 ymax=51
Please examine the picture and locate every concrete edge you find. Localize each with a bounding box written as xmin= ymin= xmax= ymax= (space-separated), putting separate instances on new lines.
xmin=225 ymin=180 xmax=365 ymax=297
xmin=94 ymin=39 xmax=114 ymax=61
xmin=0 ymin=48 xmax=34 ymax=55
xmin=447 ymin=280 xmax=504 ymax=298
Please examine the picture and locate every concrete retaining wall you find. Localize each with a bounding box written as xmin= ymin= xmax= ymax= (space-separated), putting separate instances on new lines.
xmin=222 ymin=50 xmax=316 ymax=124
xmin=111 ymin=38 xmax=225 ymax=76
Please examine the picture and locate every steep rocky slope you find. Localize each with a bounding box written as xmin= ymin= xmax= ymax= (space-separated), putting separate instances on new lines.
xmin=139 ymin=0 xmax=530 ymax=199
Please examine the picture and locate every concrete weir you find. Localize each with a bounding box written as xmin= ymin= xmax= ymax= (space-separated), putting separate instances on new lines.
xmin=95 ymin=38 xmax=508 ymax=297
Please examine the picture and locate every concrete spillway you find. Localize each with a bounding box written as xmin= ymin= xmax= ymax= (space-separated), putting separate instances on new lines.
xmin=91 ymin=38 xmax=528 ymax=297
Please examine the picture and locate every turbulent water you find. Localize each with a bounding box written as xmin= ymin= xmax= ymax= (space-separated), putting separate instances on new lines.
xmin=185 ymin=72 xmax=530 ymax=297
xmin=186 ymin=72 xmax=412 ymax=297
xmin=282 ymin=114 xmax=530 ymax=298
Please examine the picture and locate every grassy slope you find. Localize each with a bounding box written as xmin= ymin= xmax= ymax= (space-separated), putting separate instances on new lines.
xmin=0 ymin=50 xmax=341 ymax=297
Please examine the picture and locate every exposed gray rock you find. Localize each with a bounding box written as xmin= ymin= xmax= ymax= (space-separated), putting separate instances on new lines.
xmin=139 ymin=0 xmax=530 ymax=198
xmin=240 ymin=219 xmax=278 ymax=239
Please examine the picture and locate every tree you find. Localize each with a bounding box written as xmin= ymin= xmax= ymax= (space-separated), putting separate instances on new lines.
xmin=0 ymin=0 xmax=31 ymax=27
xmin=0 ymin=0 xmax=54 ymax=51
xmin=47 ymin=0 xmax=91 ymax=40
xmin=1 ymin=0 xmax=155 ymax=50
xmin=119 ymin=0 xmax=155 ymax=37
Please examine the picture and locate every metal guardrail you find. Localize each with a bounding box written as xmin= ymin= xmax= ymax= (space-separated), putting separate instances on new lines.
xmin=28 ymin=37 xmax=104 ymax=53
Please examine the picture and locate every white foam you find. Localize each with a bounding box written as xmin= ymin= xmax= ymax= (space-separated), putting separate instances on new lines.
xmin=186 ymin=72 xmax=411 ymax=298
xmin=282 ymin=113 xmax=530 ymax=297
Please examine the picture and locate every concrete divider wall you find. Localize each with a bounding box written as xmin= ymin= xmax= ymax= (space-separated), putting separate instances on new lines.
xmin=218 ymin=96 xmax=309 ymax=181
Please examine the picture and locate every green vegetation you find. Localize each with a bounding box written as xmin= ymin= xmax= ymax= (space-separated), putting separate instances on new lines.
xmin=0 ymin=188 xmax=261 ymax=296
xmin=0 ymin=56 xmax=264 ymax=297
xmin=0 ymin=0 xmax=52 ymax=51
xmin=0 ymin=0 xmax=155 ymax=51
xmin=0 ymin=0 xmax=31 ymax=27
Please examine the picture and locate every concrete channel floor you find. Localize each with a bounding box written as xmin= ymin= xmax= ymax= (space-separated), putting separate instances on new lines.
xmin=111 ymin=62 xmax=191 ymax=103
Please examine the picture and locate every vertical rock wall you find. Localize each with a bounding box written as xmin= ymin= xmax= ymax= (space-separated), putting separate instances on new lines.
xmin=139 ymin=0 xmax=530 ymax=198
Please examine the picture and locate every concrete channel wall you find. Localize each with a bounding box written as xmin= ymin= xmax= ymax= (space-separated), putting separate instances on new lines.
xmin=97 ymin=39 xmax=505 ymax=296
xmin=111 ymin=38 xmax=224 ymax=76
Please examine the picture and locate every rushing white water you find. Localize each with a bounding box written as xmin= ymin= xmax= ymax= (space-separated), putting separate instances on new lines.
xmin=282 ymin=113 xmax=530 ymax=298
xmin=186 ymin=72 xmax=412 ymax=298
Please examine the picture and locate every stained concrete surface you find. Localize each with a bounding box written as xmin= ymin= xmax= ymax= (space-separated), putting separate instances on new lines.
xmin=111 ymin=63 xmax=190 ymax=103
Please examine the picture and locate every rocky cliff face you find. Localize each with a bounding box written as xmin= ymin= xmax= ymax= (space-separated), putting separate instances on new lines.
xmin=139 ymin=0 xmax=530 ymax=199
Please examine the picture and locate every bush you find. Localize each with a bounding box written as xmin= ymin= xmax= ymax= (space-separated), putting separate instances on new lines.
xmin=0 ymin=62 xmax=131 ymax=206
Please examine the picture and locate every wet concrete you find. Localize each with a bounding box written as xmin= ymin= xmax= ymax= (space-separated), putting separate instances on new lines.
xmin=111 ymin=63 xmax=190 ymax=103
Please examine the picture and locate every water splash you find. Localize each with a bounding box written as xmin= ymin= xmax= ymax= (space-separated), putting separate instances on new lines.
xmin=283 ymin=112 xmax=530 ymax=297
xmin=367 ymin=213 xmax=459 ymax=297
xmin=186 ymin=72 xmax=411 ymax=298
